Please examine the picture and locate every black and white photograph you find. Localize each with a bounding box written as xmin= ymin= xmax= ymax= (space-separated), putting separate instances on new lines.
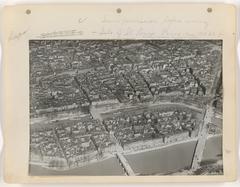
xmin=29 ymin=40 xmax=223 ymax=176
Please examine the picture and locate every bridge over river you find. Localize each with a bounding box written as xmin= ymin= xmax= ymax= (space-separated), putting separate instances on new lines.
xmin=116 ymin=153 xmax=135 ymax=176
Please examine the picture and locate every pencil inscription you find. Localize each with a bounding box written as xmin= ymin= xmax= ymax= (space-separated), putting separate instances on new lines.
xmin=8 ymin=29 xmax=28 ymax=41
xmin=38 ymin=30 xmax=84 ymax=39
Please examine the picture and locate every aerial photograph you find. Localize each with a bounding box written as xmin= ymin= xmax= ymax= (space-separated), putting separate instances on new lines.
xmin=29 ymin=40 xmax=223 ymax=176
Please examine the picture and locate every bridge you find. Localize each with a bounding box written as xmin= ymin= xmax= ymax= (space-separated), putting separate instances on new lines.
xmin=191 ymin=69 xmax=222 ymax=170
xmin=116 ymin=153 xmax=135 ymax=176
xmin=191 ymin=105 xmax=213 ymax=170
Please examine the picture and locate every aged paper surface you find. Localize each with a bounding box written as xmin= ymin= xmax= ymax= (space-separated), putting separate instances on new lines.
xmin=1 ymin=3 xmax=237 ymax=183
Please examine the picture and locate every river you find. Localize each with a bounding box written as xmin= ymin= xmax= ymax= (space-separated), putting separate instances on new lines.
xmin=30 ymin=157 xmax=125 ymax=176
xmin=125 ymin=135 xmax=222 ymax=175
xmin=29 ymin=135 xmax=222 ymax=176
